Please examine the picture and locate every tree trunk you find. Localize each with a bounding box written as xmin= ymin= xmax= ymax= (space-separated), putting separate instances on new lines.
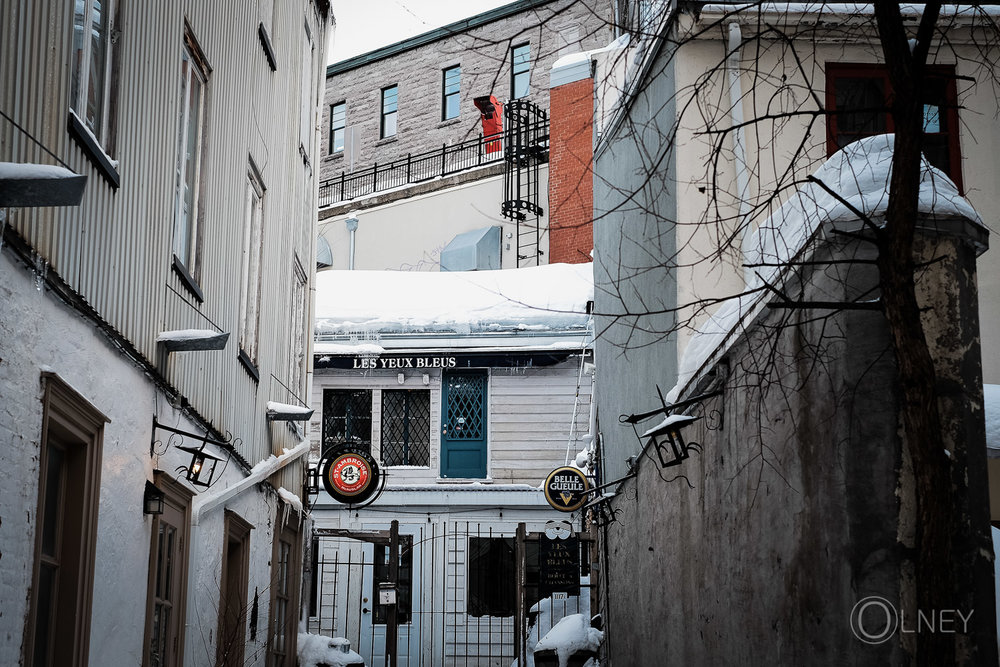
xmin=873 ymin=4 xmax=955 ymax=664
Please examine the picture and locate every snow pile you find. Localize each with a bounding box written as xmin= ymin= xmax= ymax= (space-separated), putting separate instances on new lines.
xmin=297 ymin=633 xmax=363 ymax=667
xmin=315 ymin=263 xmax=593 ymax=335
xmin=987 ymin=385 xmax=1000 ymax=456
xmin=533 ymin=614 xmax=603 ymax=667
xmin=0 ymin=161 xmax=80 ymax=180
xmin=266 ymin=401 xmax=313 ymax=416
xmin=745 ymin=133 xmax=980 ymax=291
xmin=668 ymin=134 xmax=982 ymax=402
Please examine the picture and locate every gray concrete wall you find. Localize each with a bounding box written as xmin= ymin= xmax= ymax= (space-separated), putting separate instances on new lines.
xmin=320 ymin=0 xmax=612 ymax=183
xmin=598 ymin=227 xmax=995 ymax=665
xmin=593 ymin=39 xmax=678 ymax=483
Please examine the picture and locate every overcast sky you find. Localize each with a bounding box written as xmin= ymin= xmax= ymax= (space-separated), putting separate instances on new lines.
xmin=328 ymin=0 xmax=517 ymax=63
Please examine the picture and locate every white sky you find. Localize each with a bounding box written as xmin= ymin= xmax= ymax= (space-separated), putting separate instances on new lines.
xmin=328 ymin=0 xmax=517 ymax=64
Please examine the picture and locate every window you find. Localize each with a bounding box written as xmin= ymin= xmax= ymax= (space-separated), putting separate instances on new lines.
xmin=267 ymin=508 xmax=302 ymax=667
xmin=299 ymin=20 xmax=315 ymax=162
xmin=826 ymin=63 xmax=962 ymax=191
xmin=289 ymin=258 xmax=308 ymax=395
xmin=142 ymin=474 xmax=193 ymax=667
xmin=173 ymin=32 xmax=210 ymax=280
xmin=70 ymin=0 xmax=119 ymax=154
xmin=329 ymin=102 xmax=346 ymax=153
xmin=511 ymin=44 xmax=531 ymax=99
xmin=468 ymin=537 xmax=515 ymax=617
xmin=380 ymin=85 xmax=398 ymax=139
xmin=322 ymin=389 xmax=372 ymax=455
xmin=372 ymin=536 xmax=413 ymax=625
xmin=217 ymin=512 xmax=252 ymax=667
xmin=239 ymin=165 xmax=265 ymax=368
xmin=381 ymin=390 xmax=430 ymax=466
xmin=26 ymin=373 xmax=106 ymax=667
xmin=442 ymin=66 xmax=461 ymax=121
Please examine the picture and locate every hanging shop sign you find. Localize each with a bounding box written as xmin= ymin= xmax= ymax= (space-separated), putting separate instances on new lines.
xmin=539 ymin=534 xmax=581 ymax=597
xmin=321 ymin=446 xmax=381 ymax=504
xmin=543 ymin=466 xmax=590 ymax=513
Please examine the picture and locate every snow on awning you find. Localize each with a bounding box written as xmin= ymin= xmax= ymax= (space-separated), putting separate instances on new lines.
xmin=0 ymin=162 xmax=87 ymax=207
xmin=266 ymin=401 xmax=314 ymax=421
xmin=157 ymin=329 xmax=229 ymax=351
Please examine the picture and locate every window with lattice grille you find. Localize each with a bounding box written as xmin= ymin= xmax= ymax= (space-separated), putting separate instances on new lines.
xmin=381 ymin=390 xmax=430 ymax=467
xmin=321 ymin=389 xmax=372 ymax=455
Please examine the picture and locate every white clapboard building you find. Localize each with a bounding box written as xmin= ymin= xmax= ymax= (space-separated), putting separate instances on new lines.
xmin=306 ymin=263 xmax=595 ymax=666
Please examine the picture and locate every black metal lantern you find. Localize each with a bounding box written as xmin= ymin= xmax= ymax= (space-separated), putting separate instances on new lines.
xmin=175 ymin=442 xmax=225 ymax=487
xmin=143 ymin=480 xmax=165 ymax=515
xmin=642 ymin=414 xmax=701 ymax=468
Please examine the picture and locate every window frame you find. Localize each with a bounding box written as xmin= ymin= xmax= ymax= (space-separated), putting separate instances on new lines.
xmin=238 ymin=162 xmax=266 ymax=369
xmin=380 ymin=85 xmax=398 ymax=139
xmin=69 ymin=0 xmax=120 ymax=156
xmin=329 ymin=101 xmax=346 ymax=154
xmin=511 ymin=43 xmax=531 ymax=100
xmin=24 ymin=372 xmax=107 ymax=667
xmin=380 ymin=389 xmax=431 ymax=467
xmin=172 ymin=29 xmax=211 ymax=285
xmin=825 ymin=62 xmax=962 ymax=192
xmin=321 ymin=388 xmax=373 ymax=456
xmin=467 ymin=536 xmax=516 ymax=617
xmin=442 ymin=65 xmax=461 ymax=121
xmin=217 ymin=511 xmax=253 ymax=667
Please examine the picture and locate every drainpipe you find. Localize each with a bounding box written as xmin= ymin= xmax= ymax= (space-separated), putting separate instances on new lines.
xmin=345 ymin=211 xmax=359 ymax=270
xmin=727 ymin=22 xmax=751 ymax=231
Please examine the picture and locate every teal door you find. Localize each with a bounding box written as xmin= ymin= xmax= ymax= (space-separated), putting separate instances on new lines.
xmin=441 ymin=371 xmax=488 ymax=478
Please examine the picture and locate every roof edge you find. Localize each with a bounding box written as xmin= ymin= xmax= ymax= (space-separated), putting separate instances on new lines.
xmin=327 ymin=0 xmax=555 ymax=77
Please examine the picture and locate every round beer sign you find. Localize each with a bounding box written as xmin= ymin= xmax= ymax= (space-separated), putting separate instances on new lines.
xmin=543 ymin=466 xmax=590 ymax=512
xmin=321 ymin=447 xmax=381 ymax=504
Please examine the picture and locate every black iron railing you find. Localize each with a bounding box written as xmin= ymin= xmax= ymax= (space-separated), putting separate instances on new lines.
xmin=318 ymin=120 xmax=548 ymax=207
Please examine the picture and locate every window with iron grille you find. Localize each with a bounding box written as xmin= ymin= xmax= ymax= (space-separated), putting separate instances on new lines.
xmin=381 ymin=390 xmax=430 ymax=467
xmin=321 ymin=389 xmax=372 ymax=455
xmin=826 ymin=63 xmax=962 ymax=191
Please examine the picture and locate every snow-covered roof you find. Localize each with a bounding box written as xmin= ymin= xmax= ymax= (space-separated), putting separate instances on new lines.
xmin=315 ymin=263 xmax=593 ymax=337
xmin=669 ymin=134 xmax=983 ymax=402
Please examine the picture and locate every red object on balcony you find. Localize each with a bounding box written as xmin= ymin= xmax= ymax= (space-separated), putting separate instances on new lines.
xmin=474 ymin=95 xmax=503 ymax=154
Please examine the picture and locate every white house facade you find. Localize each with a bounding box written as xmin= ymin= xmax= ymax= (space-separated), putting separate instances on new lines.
xmin=305 ymin=264 xmax=595 ymax=666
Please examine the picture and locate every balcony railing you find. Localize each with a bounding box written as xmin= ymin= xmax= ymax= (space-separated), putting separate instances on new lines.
xmin=318 ymin=119 xmax=547 ymax=207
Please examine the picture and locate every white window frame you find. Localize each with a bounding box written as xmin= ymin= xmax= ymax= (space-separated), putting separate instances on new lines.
xmin=239 ymin=165 xmax=266 ymax=364
xmin=172 ymin=33 xmax=209 ymax=275
xmin=71 ymin=0 xmax=117 ymax=148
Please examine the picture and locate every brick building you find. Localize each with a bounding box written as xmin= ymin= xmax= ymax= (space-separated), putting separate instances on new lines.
xmin=317 ymin=0 xmax=611 ymax=271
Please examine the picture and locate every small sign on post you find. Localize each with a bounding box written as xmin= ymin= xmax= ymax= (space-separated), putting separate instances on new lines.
xmin=378 ymin=582 xmax=397 ymax=606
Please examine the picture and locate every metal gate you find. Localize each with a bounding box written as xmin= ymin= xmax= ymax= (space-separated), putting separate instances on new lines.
xmin=307 ymin=521 xmax=589 ymax=667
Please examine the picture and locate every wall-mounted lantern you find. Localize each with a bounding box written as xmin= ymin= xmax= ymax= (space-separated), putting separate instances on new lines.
xmin=143 ymin=480 xmax=165 ymax=515
xmin=641 ymin=414 xmax=701 ymax=468
xmin=174 ymin=442 xmax=225 ymax=487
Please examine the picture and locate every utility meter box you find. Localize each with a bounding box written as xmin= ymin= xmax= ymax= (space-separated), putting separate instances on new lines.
xmin=378 ymin=582 xmax=397 ymax=606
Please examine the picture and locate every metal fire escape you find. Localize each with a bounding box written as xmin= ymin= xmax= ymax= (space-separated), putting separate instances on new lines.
xmin=502 ymin=100 xmax=549 ymax=267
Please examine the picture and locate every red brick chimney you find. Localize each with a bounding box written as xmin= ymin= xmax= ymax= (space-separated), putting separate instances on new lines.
xmin=548 ymin=54 xmax=594 ymax=264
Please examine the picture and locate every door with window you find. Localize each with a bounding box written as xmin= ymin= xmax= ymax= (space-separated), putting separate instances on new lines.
xmin=143 ymin=475 xmax=192 ymax=667
xmin=441 ymin=370 xmax=488 ymax=478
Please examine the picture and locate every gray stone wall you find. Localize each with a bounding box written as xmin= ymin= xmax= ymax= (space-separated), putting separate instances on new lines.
xmin=320 ymin=0 xmax=612 ymax=183
xmin=597 ymin=227 xmax=995 ymax=665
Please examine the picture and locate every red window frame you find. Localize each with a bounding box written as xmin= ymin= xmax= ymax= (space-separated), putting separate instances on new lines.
xmin=825 ymin=63 xmax=962 ymax=192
